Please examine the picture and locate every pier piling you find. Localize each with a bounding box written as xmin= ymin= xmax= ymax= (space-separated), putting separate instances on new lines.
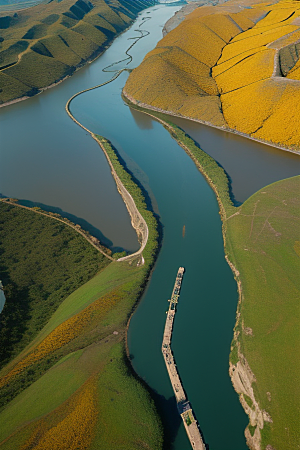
xmin=162 ymin=267 xmax=206 ymax=450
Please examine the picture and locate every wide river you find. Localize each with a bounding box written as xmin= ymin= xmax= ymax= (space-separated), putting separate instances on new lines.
xmin=1 ymin=4 xmax=300 ymax=449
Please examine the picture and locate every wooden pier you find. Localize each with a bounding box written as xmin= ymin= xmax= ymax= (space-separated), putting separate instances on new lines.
xmin=162 ymin=267 xmax=206 ymax=450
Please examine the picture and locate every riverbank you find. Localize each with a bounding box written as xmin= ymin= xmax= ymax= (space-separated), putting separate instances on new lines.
xmin=122 ymin=91 xmax=300 ymax=156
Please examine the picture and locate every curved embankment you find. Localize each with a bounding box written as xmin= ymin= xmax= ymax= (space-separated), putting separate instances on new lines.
xmin=65 ymin=73 xmax=148 ymax=265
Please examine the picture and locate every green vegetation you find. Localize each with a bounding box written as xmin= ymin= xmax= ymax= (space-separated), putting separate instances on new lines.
xmin=97 ymin=135 xmax=158 ymax=260
xmin=0 ymin=201 xmax=110 ymax=372
xmin=0 ymin=0 xmax=157 ymax=104
xmin=243 ymin=394 xmax=253 ymax=409
xmin=0 ymin=134 xmax=162 ymax=449
xmin=248 ymin=424 xmax=256 ymax=437
xmin=226 ymin=176 xmax=300 ymax=450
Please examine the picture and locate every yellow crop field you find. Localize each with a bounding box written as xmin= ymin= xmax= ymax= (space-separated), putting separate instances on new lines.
xmin=231 ymin=8 xmax=265 ymax=25
xmin=125 ymin=0 xmax=300 ymax=149
xmin=231 ymin=23 xmax=297 ymax=42
xmin=219 ymin=25 xmax=297 ymax=63
xmin=157 ymin=20 xmax=225 ymax=67
xmin=0 ymin=290 xmax=120 ymax=388
xmin=287 ymin=58 xmax=300 ymax=79
xmin=178 ymin=95 xmax=226 ymax=127
xmin=21 ymin=379 xmax=97 ymax=450
xmin=253 ymin=81 xmax=300 ymax=147
xmin=200 ymin=14 xmax=242 ymax=42
xmin=221 ymin=77 xmax=300 ymax=147
xmin=268 ymin=0 xmax=300 ymax=9
xmin=269 ymin=28 xmax=300 ymax=48
xmin=215 ymin=49 xmax=275 ymax=94
xmin=213 ymin=0 xmax=300 ymax=148
xmin=213 ymin=46 xmax=267 ymax=77
xmin=255 ymin=8 xmax=298 ymax=28
xmin=221 ymin=79 xmax=285 ymax=135
xmin=124 ymin=6 xmax=251 ymax=127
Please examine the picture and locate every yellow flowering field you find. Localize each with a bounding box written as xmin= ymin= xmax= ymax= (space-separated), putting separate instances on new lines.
xmin=219 ymin=25 xmax=298 ymax=63
xmin=178 ymin=95 xmax=226 ymax=127
xmin=221 ymin=78 xmax=285 ymax=135
xmin=0 ymin=290 xmax=120 ymax=389
xmin=230 ymin=8 xmax=266 ymax=26
xmin=212 ymin=46 xmax=267 ymax=77
xmin=20 ymin=378 xmax=97 ymax=450
xmin=124 ymin=7 xmax=257 ymax=127
xmin=221 ymin=77 xmax=300 ymax=147
xmin=125 ymin=0 xmax=300 ymax=149
xmin=153 ymin=47 xmax=218 ymax=95
xmin=199 ymin=14 xmax=242 ymax=42
xmin=287 ymin=58 xmax=300 ymax=79
xmin=215 ymin=49 xmax=275 ymax=94
xmin=213 ymin=0 xmax=300 ymax=148
xmin=255 ymin=7 xmax=299 ymax=28
xmin=231 ymin=22 xmax=296 ymax=43
xmin=269 ymin=28 xmax=300 ymax=48
xmin=253 ymin=81 xmax=300 ymax=147
xmin=157 ymin=19 xmax=225 ymax=67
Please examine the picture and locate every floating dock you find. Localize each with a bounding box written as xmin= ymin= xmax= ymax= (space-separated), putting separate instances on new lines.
xmin=162 ymin=267 xmax=206 ymax=450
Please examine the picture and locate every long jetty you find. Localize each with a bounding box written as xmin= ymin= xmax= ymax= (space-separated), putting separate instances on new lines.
xmin=162 ymin=267 xmax=206 ymax=450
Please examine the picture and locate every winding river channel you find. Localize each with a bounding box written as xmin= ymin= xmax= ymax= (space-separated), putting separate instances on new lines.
xmin=1 ymin=4 xmax=300 ymax=449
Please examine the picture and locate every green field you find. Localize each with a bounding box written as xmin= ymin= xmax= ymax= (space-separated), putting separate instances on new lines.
xmin=0 ymin=138 xmax=162 ymax=450
xmin=227 ymin=176 xmax=300 ymax=450
xmin=0 ymin=201 xmax=110 ymax=374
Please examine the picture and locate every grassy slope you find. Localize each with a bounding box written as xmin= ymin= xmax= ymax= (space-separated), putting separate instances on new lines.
xmin=0 ymin=202 xmax=110 ymax=371
xmin=0 ymin=139 xmax=162 ymax=449
xmin=226 ymin=176 xmax=300 ymax=450
xmin=0 ymin=0 xmax=155 ymax=104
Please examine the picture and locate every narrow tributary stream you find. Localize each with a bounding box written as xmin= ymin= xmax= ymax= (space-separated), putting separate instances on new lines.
xmin=1 ymin=4 xmax=300 ymax=449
